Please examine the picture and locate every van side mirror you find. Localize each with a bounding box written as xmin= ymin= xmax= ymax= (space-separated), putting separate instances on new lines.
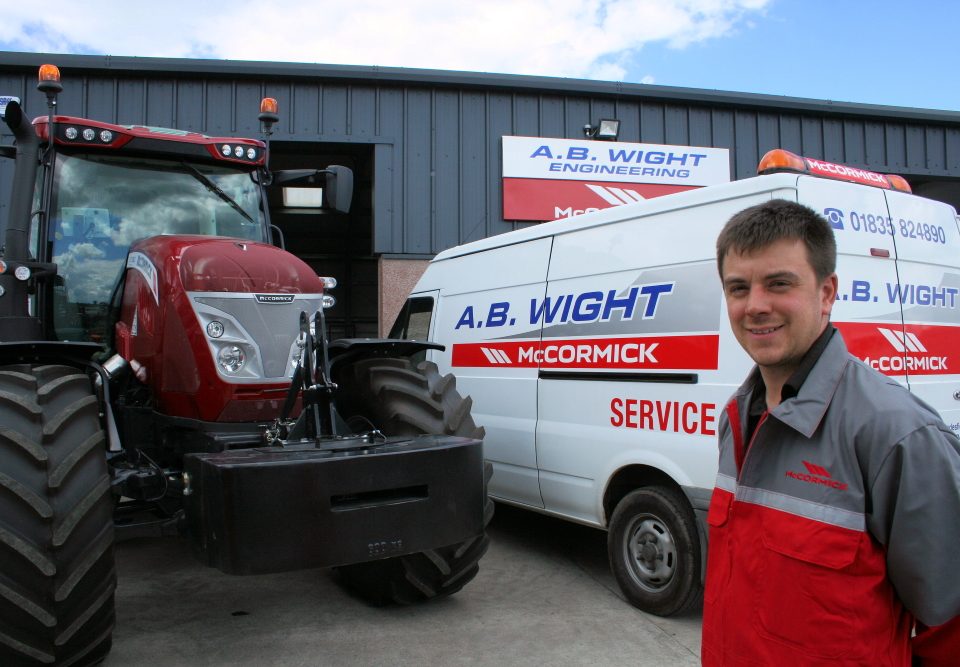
xmin=270 ymin=165 xmax=353 ymax=214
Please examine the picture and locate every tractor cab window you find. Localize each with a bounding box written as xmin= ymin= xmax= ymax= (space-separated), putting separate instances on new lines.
xmin=47 ymin=153 xmax=266 ymax=343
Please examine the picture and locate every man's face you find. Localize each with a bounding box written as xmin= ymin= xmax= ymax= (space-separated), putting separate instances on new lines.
xmin=721 ymin=238 xmax=837 ymax=380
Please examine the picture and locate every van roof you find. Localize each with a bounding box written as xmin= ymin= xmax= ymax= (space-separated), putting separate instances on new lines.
xmin=432 ymin=173 xmax=805 ymax=262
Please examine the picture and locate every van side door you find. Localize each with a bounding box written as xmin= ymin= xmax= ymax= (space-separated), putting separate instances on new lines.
xmin=882 ymin=190 xmax=960 ymax=434
xmin=797 ymin=177 xmax=906 ymax=387
xmin=429 ymin=238 xmax=554 ymax=508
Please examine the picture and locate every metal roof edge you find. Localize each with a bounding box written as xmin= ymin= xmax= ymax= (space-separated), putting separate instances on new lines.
xmin=2 ymin=50 xmax=959 ymax=124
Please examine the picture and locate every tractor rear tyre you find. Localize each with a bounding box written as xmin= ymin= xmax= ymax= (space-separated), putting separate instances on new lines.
xmin=0 ymin=365 xmax=116 ymax=666
xmin=333 ymin=357 xmax=492 ymax=604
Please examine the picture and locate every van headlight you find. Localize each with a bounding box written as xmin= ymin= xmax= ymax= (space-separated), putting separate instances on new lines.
xmin=217 ymin=345 xmax=246 ymax=373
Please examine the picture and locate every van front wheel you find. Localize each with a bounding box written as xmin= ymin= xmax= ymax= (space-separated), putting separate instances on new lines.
xmin=608 ymin=487 xmax=702 ymax=616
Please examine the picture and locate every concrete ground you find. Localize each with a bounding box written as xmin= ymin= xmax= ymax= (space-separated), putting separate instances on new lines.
xmin=104 ymin=503 xmax=702 ymax=666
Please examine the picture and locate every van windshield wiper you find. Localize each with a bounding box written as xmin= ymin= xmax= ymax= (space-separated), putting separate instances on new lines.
xmin=181 ymin=162 xmax=257 ymax=226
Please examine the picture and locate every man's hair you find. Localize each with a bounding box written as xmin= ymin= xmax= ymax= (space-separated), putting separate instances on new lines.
xmin=716 ymin=199 xmax=837 ymax=280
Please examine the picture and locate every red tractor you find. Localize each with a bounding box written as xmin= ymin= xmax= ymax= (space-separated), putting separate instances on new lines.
xmin=0 ymin=65 xmax=490 ymax=666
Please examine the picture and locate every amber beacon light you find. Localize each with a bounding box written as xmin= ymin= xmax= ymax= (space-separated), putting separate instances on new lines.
xmin=758 ymin=148 xmax=911 ymax=193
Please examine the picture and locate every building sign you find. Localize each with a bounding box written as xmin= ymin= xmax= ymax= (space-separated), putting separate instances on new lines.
xmin=502 ymin=136 xmax=730 ymax=221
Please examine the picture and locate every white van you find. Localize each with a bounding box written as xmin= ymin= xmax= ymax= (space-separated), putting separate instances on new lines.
xmin=389 ymin=150 xmax=960 ymax=616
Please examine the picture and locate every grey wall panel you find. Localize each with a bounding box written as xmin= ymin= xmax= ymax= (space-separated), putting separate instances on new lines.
xmin=403 ymin=89 xmax=431 ymax=253
xmin=118 ymin=78 xmax=147 ymax=126
xmin=640 ymin=103 xmax=665 ymax=143
xmin=756 ymin=113 xmax=780 ymax=163
xmin=145 ymin=80 xmax=174 ymax=128
xmin=822 ymin=119 xmax=844 ymax=163
xmin=948 ymin=129 xmax=960 ymax=171
xmin=176 ymin=80 xmax=204 ymax=132
xmin=779 ymin=116 xmax=802 ymax=154
xmin=615 ymin=101 xmax=640 ymax=143
xmin=433 ymin=90 xmax=460 ymax=251
xmin=513 ymin=94 xmax=539 ymax=138
xmin=564 ymin=97 xmax=590 ymax=140
xmin=292 ymin=83 xmax=319 ymax=136
xmin=800 ymin=116 xmax=823 ymax=158
xmin=376 ymin=88 xmax=404 ymax=252
xmin=234 ymin=82 xmax=262 ymax=136
xmin=322 ymin=85 xmax=348 ymax=137
xmin=711 ymin=110 xmax=736 ymax=153
xmin=487 ymin=93 xmax=512 ymax=234
xmin=843 ymin=119 xmax=866 ymax=168
xmin=459 ymin=91 xmax=486 ymax=244
xmin=885 ymin=124 xmax=906 ymax=171
xmin=87 ymin=78 xmax=115 ymax=122
xmin=906 ymin=125 xmax=926 ymax=172
xmin=351 ymin=87 xmax=377 ymax=138
xmin=205 ymin=81 xmax=234 ymax=135
xmin=688 ymin=107 xmax=712 ymax=147
xmin=864 ymin=122 xmax=886 ymax=168
xmin=734 ymin=111 xmax=758 ymax=178
xmin=664 ymin=105 xmax=689 ymax=146
xmin=373 ymin=143 xmax=395 ymax=252
xmin=539 ymin=96 xmax=565 ymax=138
xmin=925 ymin=127 xmax=945 ymax=173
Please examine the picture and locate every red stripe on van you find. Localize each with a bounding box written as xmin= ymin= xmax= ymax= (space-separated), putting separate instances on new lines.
xmin=451 ymin=334 xmax=719 ymax=370
xmin=835 ymin=322 xmax=960 ymax=376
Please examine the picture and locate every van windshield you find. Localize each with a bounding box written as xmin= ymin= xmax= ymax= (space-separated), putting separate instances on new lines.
xmin=48 ymin=152 xmax=266 ymax=343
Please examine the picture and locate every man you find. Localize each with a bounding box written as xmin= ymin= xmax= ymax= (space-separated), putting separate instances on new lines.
xmin=702 ymin=199 xmax=960 ymax=666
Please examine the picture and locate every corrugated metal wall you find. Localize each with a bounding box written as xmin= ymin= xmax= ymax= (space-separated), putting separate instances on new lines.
xmin=2 ymin=54 xmax=959 ymax=257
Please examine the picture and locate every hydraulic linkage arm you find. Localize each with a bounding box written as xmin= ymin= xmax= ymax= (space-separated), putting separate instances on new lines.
xmin=276 ymin=307 xmax=338 ymax=441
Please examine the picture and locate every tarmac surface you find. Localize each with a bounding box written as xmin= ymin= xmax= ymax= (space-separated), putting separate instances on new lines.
xmin=104 ymin=503 xmax=702 ymax=666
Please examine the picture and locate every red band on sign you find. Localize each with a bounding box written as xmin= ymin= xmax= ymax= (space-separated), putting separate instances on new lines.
xmin=502 ymin=178 xmax=696 ymax=221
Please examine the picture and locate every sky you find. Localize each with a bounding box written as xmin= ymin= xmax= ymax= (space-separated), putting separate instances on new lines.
xmin=0 ymin=0 xmax=957 ymax=112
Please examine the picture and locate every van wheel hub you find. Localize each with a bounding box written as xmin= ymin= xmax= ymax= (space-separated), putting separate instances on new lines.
xmin=627 ymin=516 xmax=676 ymax=589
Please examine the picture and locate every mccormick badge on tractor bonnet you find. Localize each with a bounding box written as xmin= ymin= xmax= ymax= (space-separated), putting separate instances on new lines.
xmin=391 ymin=148 xmax=960 ymax=616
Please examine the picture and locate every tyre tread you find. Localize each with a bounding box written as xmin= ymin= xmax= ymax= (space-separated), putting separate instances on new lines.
xmin=333 ymin=357 xmax=489 ymax=604
xmin=0 ymin=364 xmax=116 ymax=666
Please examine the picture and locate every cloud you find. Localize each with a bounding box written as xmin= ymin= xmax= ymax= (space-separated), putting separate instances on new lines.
xmin=0 ymin=0 xmax=770 ymax=83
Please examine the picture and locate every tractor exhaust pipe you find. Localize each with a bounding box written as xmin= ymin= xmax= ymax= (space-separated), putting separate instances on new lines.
xmin=0 ymin=93 xmax=44 ymax=336
xmin=1 ymin=98 xmax=41 ymax=265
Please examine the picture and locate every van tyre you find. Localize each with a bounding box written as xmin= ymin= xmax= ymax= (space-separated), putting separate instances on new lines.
xmin=333 ymin=357 xmax=492 ymax=604
xmin=608 ymin=487 xmax=701 ymax=617
xmin=0 ymin=365 xmax=116 ymax=666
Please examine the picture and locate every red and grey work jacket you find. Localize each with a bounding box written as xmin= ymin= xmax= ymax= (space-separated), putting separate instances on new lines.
xmin=702 ymin=334 xmax=960 ymax=666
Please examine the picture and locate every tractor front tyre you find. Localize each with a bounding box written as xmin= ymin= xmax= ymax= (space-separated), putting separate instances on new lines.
xmin=333 ymin=357 xmax=492 ymax=604
xmin=0 ymin=365 xmax=116 ymax=666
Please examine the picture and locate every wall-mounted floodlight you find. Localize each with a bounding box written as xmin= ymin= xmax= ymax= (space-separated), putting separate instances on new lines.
xmin=583 ymin=118 xmax=621 ymax=141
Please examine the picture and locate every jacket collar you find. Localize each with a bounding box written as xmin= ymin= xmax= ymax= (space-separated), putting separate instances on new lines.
xmin=733 ymin=333 xmax=850 ymax=439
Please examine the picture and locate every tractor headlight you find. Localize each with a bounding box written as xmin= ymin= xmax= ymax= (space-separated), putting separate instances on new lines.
xmin=217 ymin=345 xmax=246 ymax=373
